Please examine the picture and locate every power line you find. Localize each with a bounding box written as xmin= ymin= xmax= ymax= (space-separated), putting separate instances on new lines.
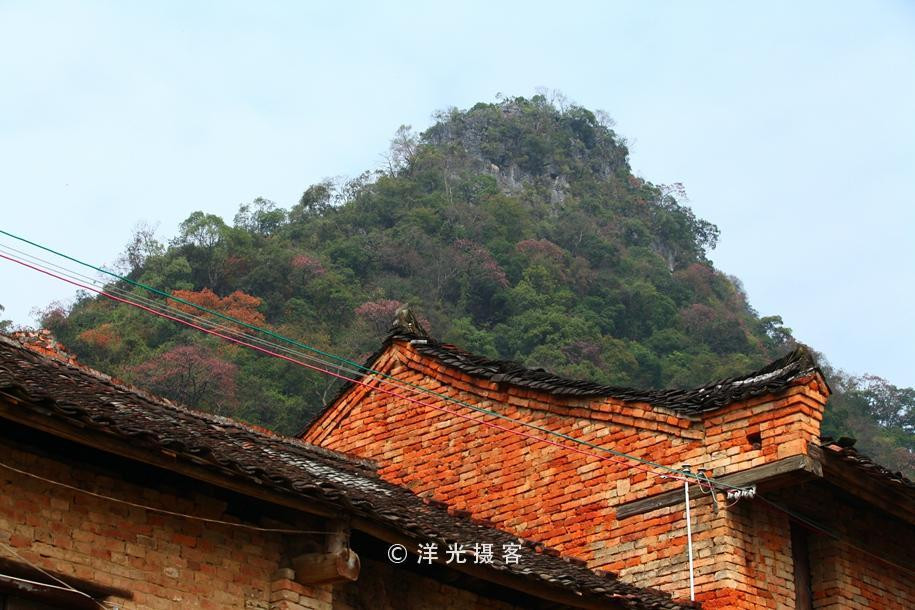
xmin=0 ymin=541 xmax=109 ymax=609
xmin=0 ymin=459 xmax=336 ymax=536
xmin=0 ymin=228 xmax=372 ymax=370
xmin=0 ymin=249 xmax=707 ymax=488
xmin=755 ymin=495 xmax=915 ymax=578
xmin=6 ymin=245 xmax=905 ymax=581
xmin=0 ymin=243 xmax=368 ymax=379
xmin=0 ymin=233 xmax=753 ymax=491
xmin=1 ymin=242 xmax=692 ymax=481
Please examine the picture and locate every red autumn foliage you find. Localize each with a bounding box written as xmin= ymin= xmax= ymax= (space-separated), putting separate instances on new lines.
xmin=36 ymin=303 xmax=68 ymax=329
xmin=679 ymin=303 xmax=748 ymax=354
xmin=77 ymin=323 xmax=121 ymax=352
xmin=354 ymin=300 xmax=432 ymax=335
xmin=355 ymin=299 xmax=404 ymax=334
xmin=169 ymin=289 xmax=267 ymax=329
xmin=674 ymin=263 xmax=716 ymax=300
xmin=130 ymin=344 xmax=238 ymax=414
xmin=516 ymin=238 xmax=566 ymax=262
xmin=452 ymin=239 xmax=509 ymax=288
xmin=679 ymin=303 xmax=717 ymax=336
xmin=290 ymin=253 xmax=326 ymax=276
xmin=515 ymin=239 xmax=594 ymax=290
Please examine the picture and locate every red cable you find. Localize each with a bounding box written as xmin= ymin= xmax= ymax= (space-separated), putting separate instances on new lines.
xmin=0 ymin=252 xmax=692 ymax=486
xmin=17 ymin=254 xmax=908 ymax=574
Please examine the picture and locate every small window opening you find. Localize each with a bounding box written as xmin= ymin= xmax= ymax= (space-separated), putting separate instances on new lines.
xmin=747 ymin=432 xmax=762 ymax=449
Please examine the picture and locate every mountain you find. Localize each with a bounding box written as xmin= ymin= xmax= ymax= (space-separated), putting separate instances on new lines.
xmin=35 ymin=95 xmax=913 ymax=476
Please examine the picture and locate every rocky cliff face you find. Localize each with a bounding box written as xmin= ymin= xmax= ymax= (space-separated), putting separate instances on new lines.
xmin=421 ymin=97 xmax=628 ymax=209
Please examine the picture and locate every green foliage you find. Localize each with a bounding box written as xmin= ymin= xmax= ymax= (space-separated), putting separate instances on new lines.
xmin=35 ymin=96 xmax=914 ymax=476
xmin=234 ymin=198 xmax=287 ymax=237
xmin=821 ymin=368 xmax=914 ymax=477
xmin=0 ymin=304 xmax=12 ymax=333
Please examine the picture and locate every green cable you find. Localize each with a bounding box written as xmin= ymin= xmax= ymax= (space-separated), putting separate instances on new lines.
xmin=0 ymin=228 xmax=740 ymax=487
xmin=0 ymin=229 xmax=365 ymax=370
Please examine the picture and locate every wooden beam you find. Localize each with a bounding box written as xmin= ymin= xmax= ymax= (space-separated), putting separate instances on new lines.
xmin=292 ymin=522 xmax=360 ymax=585
xmin=0 ymin=557 xmax=133 ymax=607
xmin=809 ymin=443 xmax=915 ymax=525
xmin=0 ymin=574 xmax=103 ymax=609
xmin=615 ymin=454 xmax=822 ymax=519
xmin=292 ymin=549 xmax=360 ymax=585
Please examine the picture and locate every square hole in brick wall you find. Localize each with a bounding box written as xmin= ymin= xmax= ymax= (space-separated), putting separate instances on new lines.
xmin=747 ymin=431 xmax=762 ymax=449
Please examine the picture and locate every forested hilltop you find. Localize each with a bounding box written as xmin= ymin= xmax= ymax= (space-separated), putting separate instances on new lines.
xmin=32 ymin=96 xmax=913 ymax=476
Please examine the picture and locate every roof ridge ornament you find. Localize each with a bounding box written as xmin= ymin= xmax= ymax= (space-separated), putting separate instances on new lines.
xmin=391 ymin=304 xmax=428 ymax=338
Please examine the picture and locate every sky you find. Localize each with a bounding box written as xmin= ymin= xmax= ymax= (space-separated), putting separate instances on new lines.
xmin=1 ymin=1 xmax=913 ymax=386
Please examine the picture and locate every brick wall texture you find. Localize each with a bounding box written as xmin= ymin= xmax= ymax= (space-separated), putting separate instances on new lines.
xmin=0 ymin=441 xmax=317 ymax=609
xmin=0 ymin=440 xmax=530 ymax=609
xmin=304 ymin=338 xmax=913 ymax=609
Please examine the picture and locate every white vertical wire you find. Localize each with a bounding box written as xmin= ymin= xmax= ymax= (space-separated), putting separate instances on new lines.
xmin=684 ymin=476 xmax=695 ymax=601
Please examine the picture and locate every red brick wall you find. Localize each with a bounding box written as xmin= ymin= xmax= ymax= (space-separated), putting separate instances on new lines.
xmin=0 ymin=432 xmax=535 ymax=609
xmin=0 ymin=440 xmax=325 ymax=609
xmin=597 ymin=491 xmax=801 ymax=608
xmin=304 ymin=339 xmax=832 ymax=606
xmin=810 ymin=536 xmax=915 ymax=609
xmin=802 ymin=493 xmax=915 ymax=610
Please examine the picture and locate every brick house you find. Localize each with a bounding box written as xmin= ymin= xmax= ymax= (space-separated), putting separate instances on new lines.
xmin=302 ymin=325 xmax=915 ymax=609
xmin=0 ymin=333 xmax=692 ymax=610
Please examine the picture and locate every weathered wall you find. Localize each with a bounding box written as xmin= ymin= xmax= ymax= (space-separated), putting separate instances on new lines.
xmin=804 ymin=490 xmax=915 ymax=610
xmin=810 ymin=537 xmax=915 ymax=609
xmin=0 ymin=431 xmax=540 ymax=610
xmin=304 ymin=339 xmax=834 ymax=607
xmin=0 ymin=438 xmax=329 ymax=609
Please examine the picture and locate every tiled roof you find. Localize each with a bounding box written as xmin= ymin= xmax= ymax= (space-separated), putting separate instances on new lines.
xmin=820 ymin=441 xmax=914 ymax=490
xmin=0 ymin=335 xmax=693 ymax=610
xmin=349 ymin=331 xmax=823 ymax=416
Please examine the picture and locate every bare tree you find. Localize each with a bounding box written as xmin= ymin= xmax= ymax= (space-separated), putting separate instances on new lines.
xmin=383 ymin=124 xmax=418 ymax=174
xmin=116 ymin=221 xmax=163 ymax=274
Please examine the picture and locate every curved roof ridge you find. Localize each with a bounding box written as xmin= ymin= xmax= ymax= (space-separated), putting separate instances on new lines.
xmin=390 ymin=331 xmax=825 ymax=415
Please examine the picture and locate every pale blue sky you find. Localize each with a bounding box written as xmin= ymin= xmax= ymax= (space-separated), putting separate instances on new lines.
xmin=1 ymin=1 xmax=913 ymax=386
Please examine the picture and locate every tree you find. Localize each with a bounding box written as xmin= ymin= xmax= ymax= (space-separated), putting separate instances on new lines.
xmin=130 ymin=344 xmax=238 ymax=414
xmin=823 ymin=372 xmax=915 ymax=478
xmin=234 ymin=198 xmax=287 ymax=236
xmin=116 ymin=222 xmax=164 ymax=275
xmin=355 ymin=299 xmax=404 ymax=335
xmin=649 ymin=184 xmax=719 ymax=269
xmin=384 ymin=125 xmax=418 ymax=174
xmin=758 ymin=315 xmax=794 ymax=348
xmin=291 ymin=180 xmax=335 ymax=221
xmin=174 ymin=212 xmax=230 ymax=288
xmin=0 ymin=304 xmax=11 ymax=333
xmin=176 ymin=211 xmax=227 ymax=249
xmin=169 ymin=288 xmax=267 ymax=329
xmin=77 ymin=323 xmax=121 ymax=353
